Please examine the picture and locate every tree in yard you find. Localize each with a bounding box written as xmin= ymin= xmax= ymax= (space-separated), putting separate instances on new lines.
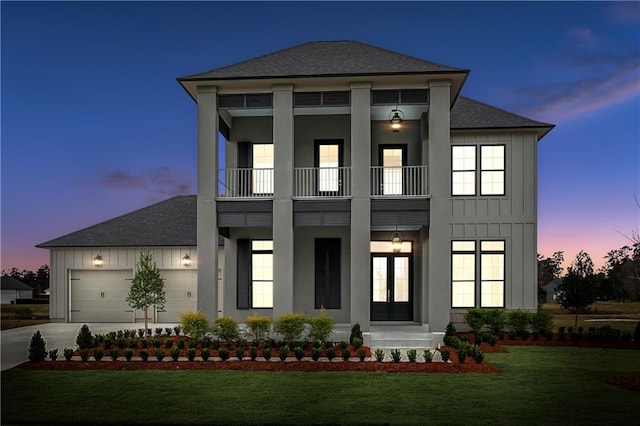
xmin=126 ymin=250 xmax=165 ymax=330
xmin=537 ymin=251 xmax=564 ymax=303
xmin=558 ymin=250 xmax=597 ymax=329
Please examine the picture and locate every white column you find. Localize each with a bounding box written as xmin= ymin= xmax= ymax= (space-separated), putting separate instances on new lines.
xmin=196 ymin=85 xmax=219 ymax=320
xmin=350 ymin=82 xmax=372 ymax=331
xmin=272 ymin=84 xmax=294 ymax=318
xmin=427 ymin=79 xmax=451 ymax=332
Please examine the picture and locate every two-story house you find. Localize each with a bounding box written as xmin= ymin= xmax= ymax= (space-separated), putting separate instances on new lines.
xmin=38 ymin=41 xmax=553 ymax=336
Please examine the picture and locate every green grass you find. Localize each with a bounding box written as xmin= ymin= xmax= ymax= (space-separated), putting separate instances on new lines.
xmin=2 ymin=346 xmax=638 ymax=425
xmin=1 ymin=303 xmax=50 ymax=329
xmin=543 ymin=302 xmax=640 ymax=332
xmin=1 ymin=303 xmax=50 ymax=317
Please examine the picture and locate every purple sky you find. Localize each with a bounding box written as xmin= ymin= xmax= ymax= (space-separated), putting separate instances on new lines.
xmin=2 ymin=1 xmax=639 ymax=272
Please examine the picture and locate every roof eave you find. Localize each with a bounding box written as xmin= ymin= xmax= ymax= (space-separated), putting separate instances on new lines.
xmin=452 ymin=124 xmax=555 ymax=140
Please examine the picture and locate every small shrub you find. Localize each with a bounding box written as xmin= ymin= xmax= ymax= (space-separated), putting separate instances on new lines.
xmin=308 ymin=308 xmax=336 ymax=343
xmin=519 ymin=330 xmax=529 ymax=341
xmin=165 ymin=327 xmax=173 ymax=336
xmin=531 ymin=309 xmax=554 ymax=335
xmin=443 ymin=335 xmax=460 ymax=348
xmin=116 ymin=338 xmax=126 ymax=349
xmin=457 ymin=344 xmax=467 ymax=363
xmin=262 ymin=347 xmax=272 ymax=361
xmin=152 ymin=338 xmax=162 ymax=348
xmin=164 ymin=339 xmax=173 ymax=349
xmin=171 ymin=348 xmax=180 ymax=361
xmin=249 ymin=346 xmax=258 ymax=361
xmin=218 ymin=348 xmax=230 ymax=361
xmin=508 ymin=331 xmax=517 ymax=340
xmin=621 ymin=331 xmax=632 ymax=342
xmin=177 ymin=339 xmax=185 ymax=349
xmin=445 ymin=322 xmax=457 ymax=337
xmin=245 ymin=312 xmax=272 ymax=342
xmin=278 ymin=346 xmax=289 ymax=361
xmin=484 ymin=309 xmax=506 ymax=335
xmin=187 ymin=348 xmax=196 ymax=361
xmin=440 ymin=348 xmax=450 ymax=363
xmin=178 ymin=311 xmax=210 ymax=341
xmin=141 ymin=339 xmax=149 ymax=348
xmin=103 ymin=338 xmax=113 ymax=349
xmin=633 ymin=322 xmax=640 ymax=342
xmin=75 ymin=324 xmax=93 ymax=350
xmin=173 ymin=325 xmax=182 ymax=336
xmin=201 ymin=348 xmax=210 ymax=361
xmin=338 ymin=341 xmax=349 ymax=351
xmin=146 ymin=328 xmax=152 ymax=337
xmin=79 ymin=349 xmax=90 ymax=362
xmin=350 ymin=323 xmax=363 ymax=344
xmin=407 ymin=349 xmax=417 ymax=363
xmin=154 ymin=348 xmax=165 ymax=361
xmin=48 ymin=348 xmax=59 ymax=361
xmin=63 ymin=347 xmax=74 ymax=361
xmin=464 ymin=308 xmax=486 ymax=334
xmin=487 ymin=334 xmax=497 ymax=346
xmin=471 ymin=346 xmax=485 ymax=363
xmin=214 ymin=316 xmax=240 ymax=342
xmin=154 ymin=327 xmax=162 ymax=336
xmin=311 ymin=347 xmax=322 ymax=361
xmin=357 ymin=348 xmax=366 ymax=361
xmin=423 ymin=349 xmax=433 ymax=363
xmin=326 ymin=347 xmax=336 ymax=361
xmin=275 ymin=313 xmax=307 ymax=343
xmin=390 ymin=349 xmax=402 ymax=363
xmin=140 ymin=349 xmax=149 ymax=361
xmin=137 ymin=329 xmax=145 ymax=338
xmin=341 ymin=347 xmax=351 ymax=361
xmin=124 ymin=348 xmax=134 ymax=361
xmin=28 ymin=331 xmax=47 ymax=362
xmin=235 ymin=346 xmax=244 ymax=361
xmin=373 ymin=348 xmax=385 ymax=362
xmin=188 ymin=340 xmax=198 ymax=349
xmin=93 ymin=349 xmax=103 ymax=361
xmin=293 ymin=346 xmax=305 ymax=361
xmin=507 ymin=309 xmax=532 ymax=336
xmin=570 ymin=331 xmax=579 ymax=342
xmin=352 ymin=337 xmax=363 ymax=349
xmin=109 ymin=349 xmax=119 ymax=361
xmin=129 ymin=338 xmax=137 ymax=348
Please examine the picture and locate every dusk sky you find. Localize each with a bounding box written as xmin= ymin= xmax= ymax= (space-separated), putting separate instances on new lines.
xmin=2 ymin=1 xmax=639 ymax=273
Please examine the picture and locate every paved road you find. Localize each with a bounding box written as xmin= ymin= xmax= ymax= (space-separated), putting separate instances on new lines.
xmin=1 ymin=323 xmax=176 ymax=371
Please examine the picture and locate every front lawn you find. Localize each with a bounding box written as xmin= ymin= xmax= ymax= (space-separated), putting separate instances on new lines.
xmin=2 ymin=346 xmax=638 ymax=425
xmin=1 ymin=303 xmax=50 ymax=330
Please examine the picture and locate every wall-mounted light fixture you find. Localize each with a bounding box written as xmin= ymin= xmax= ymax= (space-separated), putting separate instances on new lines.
xmin=92 ymin=254 xmax=103 ymax=267
xmin=389 ymin=108 xmax=404 ymax=132
xmin=391 ymin=227 xmax=403 ymax=253
xmin=182 ymin=254 xmax=191 ymax=267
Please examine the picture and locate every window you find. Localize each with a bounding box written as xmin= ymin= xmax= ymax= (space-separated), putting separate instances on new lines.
xmin=451 ymin=240 xmax=505 ymax=308
xmin=452 ymin=146 xmax=476 ymax=195
xmin=251 ymin=241 xmax=273 ymax=308
xmin=252 ymin=144 xmax=274 ymax=195
xmin=236 ymin=239 xmax=273 ymax=309
xmin=452 ymin=145 xmax=505 ymax=196
xmin=317 ymin=144 xmax=340 ymax=193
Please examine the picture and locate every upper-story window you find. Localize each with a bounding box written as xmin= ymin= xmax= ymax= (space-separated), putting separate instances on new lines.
xmin=451 ymin=145 xmax=505 ymax=196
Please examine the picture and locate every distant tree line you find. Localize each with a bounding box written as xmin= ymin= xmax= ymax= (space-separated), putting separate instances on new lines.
xmin=538 ymin=241 xmax=640 ymax=305
xmin=1 ymin=265 xmax=50 ymax=296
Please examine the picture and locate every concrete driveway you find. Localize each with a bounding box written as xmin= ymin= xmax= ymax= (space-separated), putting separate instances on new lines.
xmin=1 ymin=322 xmax=176 ymax=371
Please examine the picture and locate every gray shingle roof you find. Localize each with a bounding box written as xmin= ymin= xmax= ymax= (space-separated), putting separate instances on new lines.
xmin=1 ymin=276 xmax=33 ymax=291
xmin=37 ymin=196 xmax=197 ymax=248
xmin=179 ymin=40 xmax=468 ymax=80
xmin=452 ymin=96 xmax=554 ymax=137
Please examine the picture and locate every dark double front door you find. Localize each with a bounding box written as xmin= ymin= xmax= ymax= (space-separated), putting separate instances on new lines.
xmin=370 ymin=253 xmax=412 ymax=321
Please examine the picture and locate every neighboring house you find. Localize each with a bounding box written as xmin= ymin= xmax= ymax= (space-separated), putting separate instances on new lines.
xmin=39 ymin=41 xmax=553 ymax=332
xmin=1 ymin=276 xmax=34 ymax=304
xmin=543 ymin=279 xmax=562 ymax=303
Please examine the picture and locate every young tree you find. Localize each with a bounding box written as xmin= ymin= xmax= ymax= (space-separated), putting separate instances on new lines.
xmin=126 ymin=250 xmax=165 ymax=330
xmin=558 ymin=250 xmax=596 ymax=328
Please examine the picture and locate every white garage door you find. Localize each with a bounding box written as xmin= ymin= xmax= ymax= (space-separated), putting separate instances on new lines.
xmin=70 ymin=270 xmax=133 ymax=322
xmin=156 ymin=269 xmax=196 ymax=323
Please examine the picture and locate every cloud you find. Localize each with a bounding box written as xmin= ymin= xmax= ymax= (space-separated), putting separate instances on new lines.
xmin=522 ymin=58 xmax=640 ymax=122
xmin=567 ymin=27 xmax=594 ymax=44
xmin=100 ymin=166 xmax=193 ymax=201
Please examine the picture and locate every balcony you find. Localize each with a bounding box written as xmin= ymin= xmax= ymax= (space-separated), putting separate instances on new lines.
xmin=371 ymin=166 xmax=428 ymax=198
xmin=217 ymin=166 xmax=428 ymax=199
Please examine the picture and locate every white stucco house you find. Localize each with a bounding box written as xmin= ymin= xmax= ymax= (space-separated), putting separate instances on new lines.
xmin=38 ymin=41 xmax=553 ymax=336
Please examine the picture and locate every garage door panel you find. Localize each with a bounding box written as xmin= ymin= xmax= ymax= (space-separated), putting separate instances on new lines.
xmin=157 ymin=270 xmax=196 ymax=323
xmin=70 ymin=270 xmax=133 ymax=323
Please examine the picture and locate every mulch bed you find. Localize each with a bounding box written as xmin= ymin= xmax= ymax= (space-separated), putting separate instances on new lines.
xmin=17 ymin=358 xmax=499 ymax=373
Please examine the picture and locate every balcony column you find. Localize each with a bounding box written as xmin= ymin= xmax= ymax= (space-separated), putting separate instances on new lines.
xmin=427 ymin=79 xmax=451 ymax=331
xmin=272 ymin=84 xmax=294 ymax=318
xmin=196 ymin=85 xmax=219 ymax=320
xmin=350 ymin=82 xmax=372 ymax=331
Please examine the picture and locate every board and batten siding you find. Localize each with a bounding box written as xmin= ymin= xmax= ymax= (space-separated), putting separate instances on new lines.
xmin=449 ymin=132 xmax=538 ymax=313
xmin=48 ymin=247 xmax=197 ymax=322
